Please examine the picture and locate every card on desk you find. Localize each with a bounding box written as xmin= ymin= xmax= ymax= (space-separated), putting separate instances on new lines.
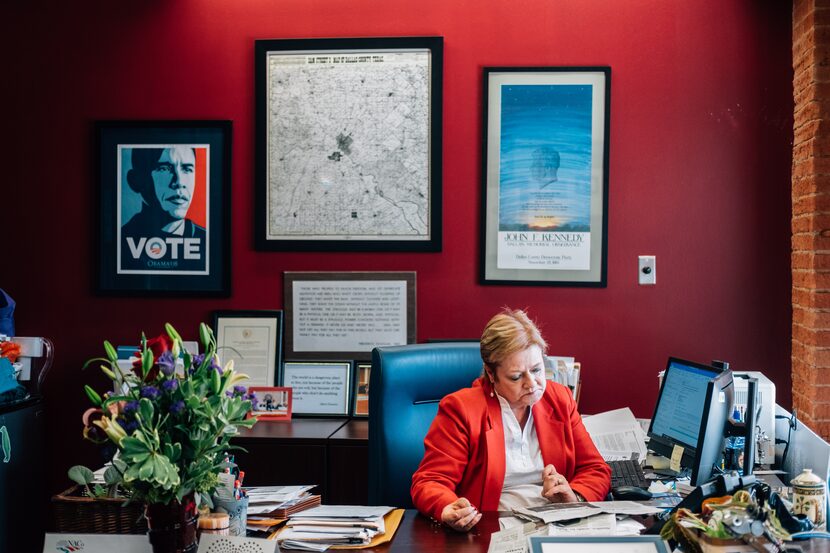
xmin=43 ymin=533 xmax=151 ymax=553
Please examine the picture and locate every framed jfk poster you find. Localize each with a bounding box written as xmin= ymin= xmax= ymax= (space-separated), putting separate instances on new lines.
xmin=254 ymin=36 xmax=443 ymax=252
xmin=480 ymin=67 xmax=610 ymax=287
xmin=96 ymin=121 xmax=231 ymax=295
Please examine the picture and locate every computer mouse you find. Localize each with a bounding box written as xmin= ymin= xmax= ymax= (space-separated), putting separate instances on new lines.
xmin=611 ymin=485 xmax=653 ymax=501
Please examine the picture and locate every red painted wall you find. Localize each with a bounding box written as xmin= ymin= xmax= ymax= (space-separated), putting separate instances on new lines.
xmin=3 ymin=0 xmax=793 ymax=488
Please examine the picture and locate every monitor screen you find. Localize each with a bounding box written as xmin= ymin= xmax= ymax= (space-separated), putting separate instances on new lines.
xmin=647 ymin=357 xmax=731 ymax=484
xmin=650 ymin=359 xmax=719 ymax=449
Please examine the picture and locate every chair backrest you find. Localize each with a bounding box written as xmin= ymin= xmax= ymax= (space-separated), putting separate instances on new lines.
xmin=367 ymin=342 xmax=483 ymax=507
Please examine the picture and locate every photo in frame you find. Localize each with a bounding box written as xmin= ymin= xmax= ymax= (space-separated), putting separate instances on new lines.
xmin=280 ymin=361 xmax=351 ymax=417
xmin=284 ymin=271 xmax=416 ymax=361
xmin=97 ymin=121 xmax=231 ymax=295
xmin=352 ymin=362 xmax=371 ymax=417
xmin=480 ymin=67 xmax=610 ymax=287
xmin=248 ymin=386 xmax=292 ymax=421
xmin=255 ymin=36 xmax=443 ymax=252
xmin=212 ymin=310 xmax=283 ymax=387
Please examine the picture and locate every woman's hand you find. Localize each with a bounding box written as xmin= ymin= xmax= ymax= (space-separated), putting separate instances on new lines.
xmin=542 ymin=464 xmax=578 ymax=503
xmin=441 ymin=497 xmax=482 ymax=531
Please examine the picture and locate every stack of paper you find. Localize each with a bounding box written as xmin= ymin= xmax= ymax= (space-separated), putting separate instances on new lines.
xmin=582 ymin=407 xmax=648 ymax=461
xmin=277 ymin=505 xmax=394 ymax=551
xmin=545 ymin=356 xmax=580 ymax=400
xmin=246 ymin=485 xmax=321 ymax=519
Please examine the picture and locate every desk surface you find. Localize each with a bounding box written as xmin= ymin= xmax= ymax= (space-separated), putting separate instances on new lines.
xmin=364 ymin=511 xmax=830 ymax=552
xmin=236 ymin=418 xmax=348 ymax=441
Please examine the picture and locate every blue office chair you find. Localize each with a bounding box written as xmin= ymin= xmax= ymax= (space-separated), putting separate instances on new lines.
xmin=367 ymin=342 xmax=483 ymax=508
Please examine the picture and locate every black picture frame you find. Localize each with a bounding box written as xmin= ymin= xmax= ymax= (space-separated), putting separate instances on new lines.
xmin=212 ymin=310 xmax=284 ymax=387
xmin=480 ymin=67 xmax=610 ymax=287
xmin=280 ymin=361 xmax=352 ymax=418
xmin=97 ymin=120 xmax=231 ymax=296
xmin=254 ymin=36 xmax=443 ymax=252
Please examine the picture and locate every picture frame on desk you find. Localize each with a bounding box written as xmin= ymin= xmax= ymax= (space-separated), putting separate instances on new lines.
xmin=281 ymin=361 xmax=351 ymax=417
xmin=248 ymin=386 xmax=292 ymax=420
xmin=212 ymin=310 xmax=283 ymax=387
xmin=480 ymin=67 xmax=610 ymax=287
xmin=352 ymin=362 xmax=371 ymax=418
xmin=254 ymin=36 xmax=443 ymax=252
xmin=284 ymin=271 xmax=416 ymax=361
xmin=96 ymin=120 xmax=232 ymax=296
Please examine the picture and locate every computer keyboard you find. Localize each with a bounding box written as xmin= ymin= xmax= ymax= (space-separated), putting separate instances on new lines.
xmin=608 ymin=459 xmax=649 ymax=489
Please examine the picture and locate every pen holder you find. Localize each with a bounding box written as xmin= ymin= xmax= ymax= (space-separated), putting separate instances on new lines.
xmin=213 ymin=495 xmax=248 ymax=537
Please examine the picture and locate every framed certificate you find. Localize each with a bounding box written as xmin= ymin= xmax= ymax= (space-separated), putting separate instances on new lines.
xmin=281 ymin=361 xmax=351 ymax=417
xmin=212 ymin=310 xmax=283 ymax=387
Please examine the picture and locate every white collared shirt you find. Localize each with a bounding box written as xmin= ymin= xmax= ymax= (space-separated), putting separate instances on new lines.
xmin=495 ymin=392 xmax=548 ymax=510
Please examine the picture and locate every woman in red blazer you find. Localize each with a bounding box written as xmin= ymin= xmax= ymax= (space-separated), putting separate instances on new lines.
xmin=411 ymin=309 xmax=611 ymax=531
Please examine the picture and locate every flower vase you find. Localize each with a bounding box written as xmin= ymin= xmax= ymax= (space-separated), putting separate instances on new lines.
xmin=145 ymin=495 xmax=199 ymax=553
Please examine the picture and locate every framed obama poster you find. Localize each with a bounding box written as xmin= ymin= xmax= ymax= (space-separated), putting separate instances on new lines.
xmin=480 ymin=67 xmax=610 ymax=287
xmin=96 ymin=121 xmax=231 ymax=296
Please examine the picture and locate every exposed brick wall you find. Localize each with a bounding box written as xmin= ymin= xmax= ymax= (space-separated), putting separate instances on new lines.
xmin=793 ymin=0 xmax=830 ymax=437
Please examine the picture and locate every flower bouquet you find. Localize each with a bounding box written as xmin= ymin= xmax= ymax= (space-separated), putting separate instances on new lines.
xmin=71 ymin=323 xmax=256 ymax=552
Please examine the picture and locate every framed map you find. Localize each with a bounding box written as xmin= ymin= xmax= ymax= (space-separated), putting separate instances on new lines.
xmin=255 ymin=37 xmax=443 ymax=252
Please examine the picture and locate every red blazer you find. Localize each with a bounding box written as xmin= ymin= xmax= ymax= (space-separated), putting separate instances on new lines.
xmin=411 ymin=376 xmax=611 ymax=520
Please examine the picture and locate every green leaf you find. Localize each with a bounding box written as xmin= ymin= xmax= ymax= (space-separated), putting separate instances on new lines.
xmin=68 ymin=465 xmax=95 ymax=486
xmin=138 ymin=398 xmax=155 ymax=426
xmin=92 ymin=483 xmax=106 ymax=498
xmin=103 ymin=464 xmax=122 ymax=485
xmin=84 ymin=385 xmax=102 ymax=407
xmin=141 ymin=349 xmax=153 ymax=379
xmin=139 ymin=456 xmax=155 ymax=480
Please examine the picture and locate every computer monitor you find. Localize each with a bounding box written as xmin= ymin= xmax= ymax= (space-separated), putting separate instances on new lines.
xmin=647 ymin=357 xmax=736 ymax=485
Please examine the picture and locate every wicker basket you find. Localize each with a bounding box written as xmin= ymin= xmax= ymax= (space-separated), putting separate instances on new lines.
xmin=52 ymin=485 xmax=147 ymax=534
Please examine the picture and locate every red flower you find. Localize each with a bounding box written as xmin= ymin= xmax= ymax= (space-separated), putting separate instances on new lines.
xmin=132 ymin=334 xmax=174 ymax=381
xmin=81 ymin=408 xmax=108 ymax=444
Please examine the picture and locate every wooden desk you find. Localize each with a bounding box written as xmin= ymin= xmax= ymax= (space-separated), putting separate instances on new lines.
xmin=232 ymin=418 xmax=349 ymax=499
xmin=327 ymin=419 xmax=369 ymax=504
xmin=368 ymin=511 xmax=830 ymax=553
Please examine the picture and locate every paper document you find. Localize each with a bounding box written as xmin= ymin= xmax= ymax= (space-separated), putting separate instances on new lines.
xmin=548 ymin=513 xmax=616 ymax=536
xmin=514 ymin=503 xmax=602 ymax=524
xmin=289 ymin=505 xmax=394 ymax=519
xmin=488 ymin=521 xmax=548 ymax=553
xmin=586 ymin=501 xmax=665 ymax=516
xmin=582 ymin=408 xmax=648 ymax=461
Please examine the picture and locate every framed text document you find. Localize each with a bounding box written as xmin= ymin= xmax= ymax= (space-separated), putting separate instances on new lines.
xmin=284 ymin=271 xmax=416 ymax=361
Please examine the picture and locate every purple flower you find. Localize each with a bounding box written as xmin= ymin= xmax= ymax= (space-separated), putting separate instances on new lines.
xmin=192 ymin=353 xmax=205 ymax=367
xmin=123 ymin=400 xmax=139 ymax=413
xmin=161 ymin=379 xmax=179 ymax=393
xmin=158 ymin=351 xmax=176 ymax=376
xmin=169 ymin=400 xmax=185 ymax=415
xmin=140 ymin=386 xmax=161 ymax=400
xmin=122 ymin=420 xmax=139 ymax=433
xmin=233 ymin=385 xmax=247 ymax=397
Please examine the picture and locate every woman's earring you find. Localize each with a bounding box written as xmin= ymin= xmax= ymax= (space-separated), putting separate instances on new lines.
xmin=490 ymin=380 xmax=495 ymax=397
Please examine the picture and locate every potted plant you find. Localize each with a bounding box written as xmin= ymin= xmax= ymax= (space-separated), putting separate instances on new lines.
xmin=71 ymin=323 xmax=256 ymax=553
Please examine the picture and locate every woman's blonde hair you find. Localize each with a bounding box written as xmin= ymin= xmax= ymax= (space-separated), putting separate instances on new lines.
xmin=480 ymin=307 xmax=547 ymax=370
